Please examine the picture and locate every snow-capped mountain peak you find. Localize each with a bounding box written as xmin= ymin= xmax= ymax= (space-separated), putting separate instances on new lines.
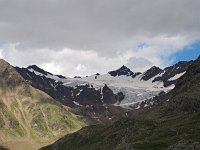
xmin=17 ymin=65 xmax=67 ymax=82
xmin=141 ymin=66 xmax=162 ymax=81
xmin=108 ymin=65 xmax=134 ymax=77
xmin=27 ymin=65 xmax=53 ymax=76
xmin=27 ymin=65 xmax=52 ymax=76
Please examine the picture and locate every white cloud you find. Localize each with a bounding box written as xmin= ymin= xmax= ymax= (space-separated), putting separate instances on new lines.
xmin=125 ymin=35 xmax=194 ymax=68
xmin=126 ymin=57 xmax=153 ymax=72
xmin=0 ymin=34 xmax=194 ymax=77
xmin=0 ymin=44 xmax=128 ymax=76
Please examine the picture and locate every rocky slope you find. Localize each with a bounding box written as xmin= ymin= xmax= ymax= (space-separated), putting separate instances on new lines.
xmin=41 ymin=56 xmax=200 ymax=150
xmin=0 ymin=59 xmax=85 ymax=150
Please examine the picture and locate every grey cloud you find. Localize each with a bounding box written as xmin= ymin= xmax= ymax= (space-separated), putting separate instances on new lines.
xmin=0 ymin=0 xmax=199 ymax=76
xmin=0 ymin=0 xmax=200 ymax=56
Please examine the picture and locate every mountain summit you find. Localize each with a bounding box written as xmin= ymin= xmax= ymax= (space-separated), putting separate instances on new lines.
xmin=141 ymin=66 xmax=162 ymax=81
xmin=27 ymin=64 xmax=53 ymax=75
xmin=108 ymin=65 xmax=134 ymax=76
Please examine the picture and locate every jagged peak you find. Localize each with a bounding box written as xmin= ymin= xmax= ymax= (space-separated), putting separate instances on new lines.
xmin=141 ymin=66 xmax=162 ymax=81
xmin=151 ymin=66 xmax=160 ymax=69
xmin=164 ymin=60 xmax=193 ymax=71
xmin=28 ymin=64 xmax=43 ymax=71
xmin=27 ymin=65 xmax=53 ymax=75
xmin=145 ymin=66 xmax=162 ymax=72
xmin=27 ymin=64 xmax=38 ymax=68
xmin=108 ymin=65 xmax=134 ymax=77
xmin=111 ymin=65 xmax=130 ymax=71
xmin=175 ymin=60 xmax=193 ymax=68
xmin=119 ymin=65 xmax=129 ymax=70
xmin=118 ymin=65 xmax=133 ymax=71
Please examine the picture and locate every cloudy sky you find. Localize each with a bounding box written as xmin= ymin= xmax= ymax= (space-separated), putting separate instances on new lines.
xmin=0 ymin=0 xmax=200 ymax=77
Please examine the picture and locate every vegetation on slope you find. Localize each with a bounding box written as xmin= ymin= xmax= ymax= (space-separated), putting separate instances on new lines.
xmin=0 ymin=59 xmax=86 ymax=150
xmin=41 ymin=114 xmax=200 ymax=150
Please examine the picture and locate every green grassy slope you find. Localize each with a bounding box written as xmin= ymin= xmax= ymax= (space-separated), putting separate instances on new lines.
xmin=0 ymin=59 xmax=86 ymax=150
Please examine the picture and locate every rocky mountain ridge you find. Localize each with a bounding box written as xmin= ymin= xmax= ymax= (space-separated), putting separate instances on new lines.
xmin=15 ymin=60 xmax=192 ymax=108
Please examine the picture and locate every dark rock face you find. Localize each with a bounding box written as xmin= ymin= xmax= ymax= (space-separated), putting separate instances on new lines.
xmin=27 ymin=65 xmax=53 ymax=76
xmin=27 ymin=65 xmax=67 ymax=79
xmin=141 ymin=66 xmax=162 ymax=81
xmin=95 ymin=73 xmax=100 ymax=79
xmin=101 ymin=85 xmax=125 ymax=104
xmin=72 ymin=84 xmax=102 ymax=105
xmin=74 ymin=76 xmax=82 ymax=78
xmin=108 ymin=65 xmax=134 ymax=77
xmin=132 ymin=72 xmax=142 ymax=78
xmin=71 ymin=84 xmax=124 ymax=106
xmin=153 ymin=61 xmax=193 ymax=87
xmin=15 ymin=67 xmax=75 ymax=106
xmin=56 ymin=75 xmax=67 ymax=79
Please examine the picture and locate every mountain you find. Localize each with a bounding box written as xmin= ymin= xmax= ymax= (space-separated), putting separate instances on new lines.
xmin=16 ymin=66 xmax=127 ymax=124
xmin=141 ymin=66 xmax=162 ymax=81
xmin=15 ymin=66 xmax=123 ymax=106
xmin=0 ymin=59 xmax=85 ymax=150
xmin=108 ymin=65 xmax=134 ymax=76
xmin=132 ymin=56 xmax=200 ymax=120
xmin=41 ymin=56 xmax=200 ymax=150
xmin=16 ymin=60 xmax=192 ymax=109
xmin=15 ymin=66 xmax=74 ymax=107
xmin=131 ymin=72 xmax=142 ymax=78
xmin=16 ymin=65 xmax=159 ymax=108
xmin=162 ymin=57 xmax=200 ymax=114
xmin=27 ymin=65 xmax=54 ymax=76
xmin=69 ymin=61 xmax=191 ymax=106
xmin=153 ymin=61 xmax=193 ymax=87
xmin=12 ymin=59 xmax=193 ymax=134
xmin=0 ymin=56 xmax=195 ymax=150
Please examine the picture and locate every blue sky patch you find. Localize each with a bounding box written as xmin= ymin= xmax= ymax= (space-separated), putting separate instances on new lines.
xmin=171 ymin=41 xmax=200 ymax=65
